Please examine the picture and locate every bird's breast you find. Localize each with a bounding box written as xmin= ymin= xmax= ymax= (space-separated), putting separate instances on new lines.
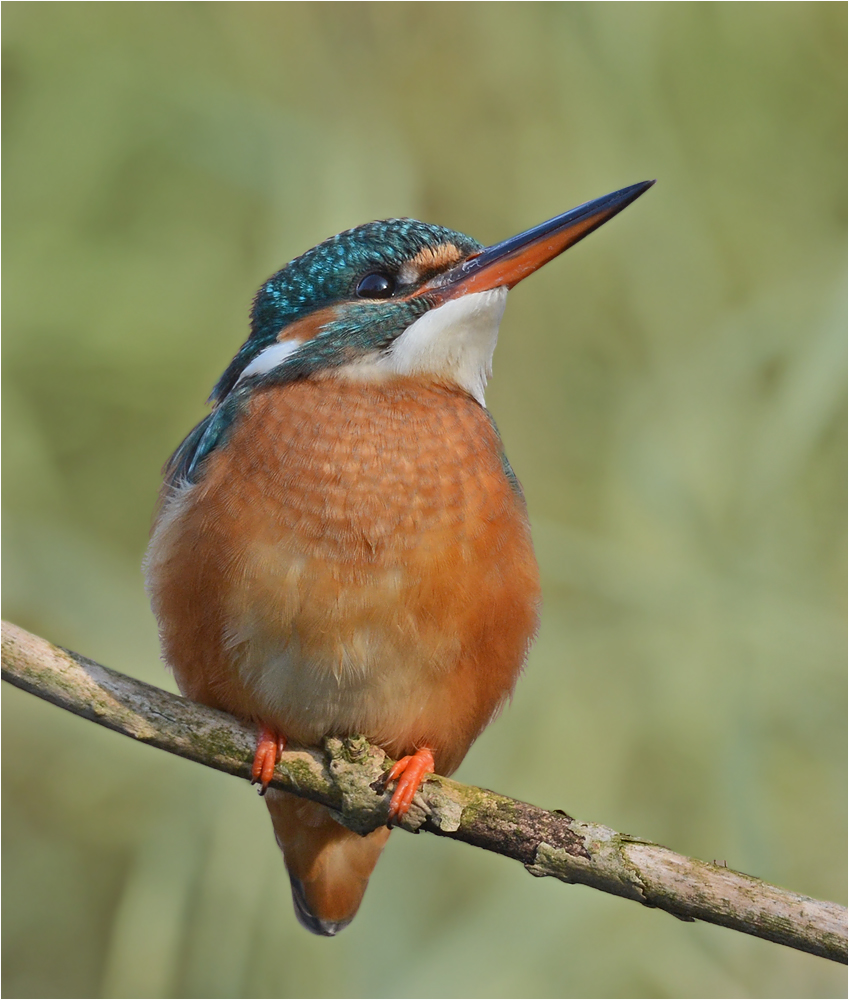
xmin=146 ymin=376 xmax=540 ymax=772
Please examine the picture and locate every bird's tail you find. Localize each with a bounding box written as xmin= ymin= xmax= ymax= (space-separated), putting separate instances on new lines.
xmin=265 ymin=789 xmax=391 ymax=936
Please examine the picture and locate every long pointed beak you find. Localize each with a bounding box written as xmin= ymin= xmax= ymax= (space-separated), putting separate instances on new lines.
xmin=425 ymin=180 xmax=655 ymax=300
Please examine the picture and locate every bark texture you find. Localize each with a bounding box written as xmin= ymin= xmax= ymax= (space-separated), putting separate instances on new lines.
xmin=3 ymin=620 xmax=845 ymax=965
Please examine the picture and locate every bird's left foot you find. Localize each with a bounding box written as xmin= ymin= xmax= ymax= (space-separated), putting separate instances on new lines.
xmin=251 ymin=725 xmax=287 ymax=795
xmin=385 ymin=747 xmax=435 ymax=823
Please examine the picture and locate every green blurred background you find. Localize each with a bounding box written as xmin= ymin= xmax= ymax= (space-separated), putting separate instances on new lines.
xmin=3 ymin=3 xmax=846 ymax=998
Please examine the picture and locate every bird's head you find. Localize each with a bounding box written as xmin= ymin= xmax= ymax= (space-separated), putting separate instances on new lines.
xmin=212 ymin=181 xmax=654 ymax=407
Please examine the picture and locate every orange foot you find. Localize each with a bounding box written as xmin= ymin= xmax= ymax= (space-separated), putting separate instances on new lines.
xmin=250 ymin=725 xmax=287 ymax=795
xmin=385 ymin=747 xmax=435 ymax=824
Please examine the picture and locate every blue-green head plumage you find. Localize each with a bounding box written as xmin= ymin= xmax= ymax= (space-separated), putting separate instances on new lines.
xmin=211 ymin=219 xmax=482 ymax=404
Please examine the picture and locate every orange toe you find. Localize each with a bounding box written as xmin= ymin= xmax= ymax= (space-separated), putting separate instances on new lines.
xmin=386 ymin=747 xmax=435 ymax=823
xmin=251 ymin=725 xmax=286 ymax=795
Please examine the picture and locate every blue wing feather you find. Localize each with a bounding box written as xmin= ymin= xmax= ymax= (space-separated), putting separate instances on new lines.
xmin=163 ymin=400 xmax=241 ymax=487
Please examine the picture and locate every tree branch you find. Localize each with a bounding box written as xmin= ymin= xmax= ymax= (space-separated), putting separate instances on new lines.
xmin=2 ymin=620 xmax=845 ymax=964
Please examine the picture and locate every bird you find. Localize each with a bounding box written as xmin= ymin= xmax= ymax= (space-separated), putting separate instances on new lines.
xmin=144 ymin=180 xmax=654 ymax=936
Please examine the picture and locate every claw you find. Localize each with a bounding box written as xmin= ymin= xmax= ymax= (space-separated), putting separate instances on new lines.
xmin=251 ymin=725 xmax=286 ymax=795
xmin=385 ymin=747 xmax=435 ymax=823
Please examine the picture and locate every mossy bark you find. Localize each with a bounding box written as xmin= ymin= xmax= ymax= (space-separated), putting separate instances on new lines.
xmin=3 ymin=620 xmax=846 ymax=964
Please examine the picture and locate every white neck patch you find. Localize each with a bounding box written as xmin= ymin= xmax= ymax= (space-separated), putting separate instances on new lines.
xmin=340 ymin=288 xmax=508 ymax=405
xmin=235 ymin=339 xmax=302 ymax=387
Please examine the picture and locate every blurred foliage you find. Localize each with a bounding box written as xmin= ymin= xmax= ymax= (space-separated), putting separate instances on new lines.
xmin=2 ymin=3 xmax=846 ymax=998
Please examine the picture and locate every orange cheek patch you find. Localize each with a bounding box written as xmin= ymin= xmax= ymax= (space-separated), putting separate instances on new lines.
xmin=277 ymin=304 xmax=342 ymax=343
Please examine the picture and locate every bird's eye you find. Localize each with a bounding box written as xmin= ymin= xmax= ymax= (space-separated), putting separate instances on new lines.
xmin=356 ymin=272 xmax=395 ymax=299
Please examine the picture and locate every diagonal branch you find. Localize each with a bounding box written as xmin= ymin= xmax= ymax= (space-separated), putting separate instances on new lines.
xmin=2 ymin=620 xmax=845 ymax=964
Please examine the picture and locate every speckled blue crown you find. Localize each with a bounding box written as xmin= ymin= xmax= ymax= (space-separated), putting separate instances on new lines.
xmin=250 ymin=219 xmax=481 ymax=343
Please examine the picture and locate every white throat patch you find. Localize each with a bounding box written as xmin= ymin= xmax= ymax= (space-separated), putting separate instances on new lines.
xmin=346 ymin=288 xmax=508 ymax=404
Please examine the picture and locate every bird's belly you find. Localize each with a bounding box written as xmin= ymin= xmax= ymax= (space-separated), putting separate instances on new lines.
xmin=147 ymin=379 xmax=541 ymax=773
xmin=223 ymin=538 xmax=510 ymax=761
xmin=229 ymin=559 xmax=465 ymax=750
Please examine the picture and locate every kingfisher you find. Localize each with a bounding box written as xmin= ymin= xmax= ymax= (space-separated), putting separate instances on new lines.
xmin=145 ymin=181 xmax=653 ymax=936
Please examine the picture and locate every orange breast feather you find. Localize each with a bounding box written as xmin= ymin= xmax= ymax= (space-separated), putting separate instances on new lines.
xmin=146 ymin=376 xmax=540 ymax=775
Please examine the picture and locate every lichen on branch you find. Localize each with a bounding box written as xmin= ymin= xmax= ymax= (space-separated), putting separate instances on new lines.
xmin=2 ymin=620 xmax=845 ymax=965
